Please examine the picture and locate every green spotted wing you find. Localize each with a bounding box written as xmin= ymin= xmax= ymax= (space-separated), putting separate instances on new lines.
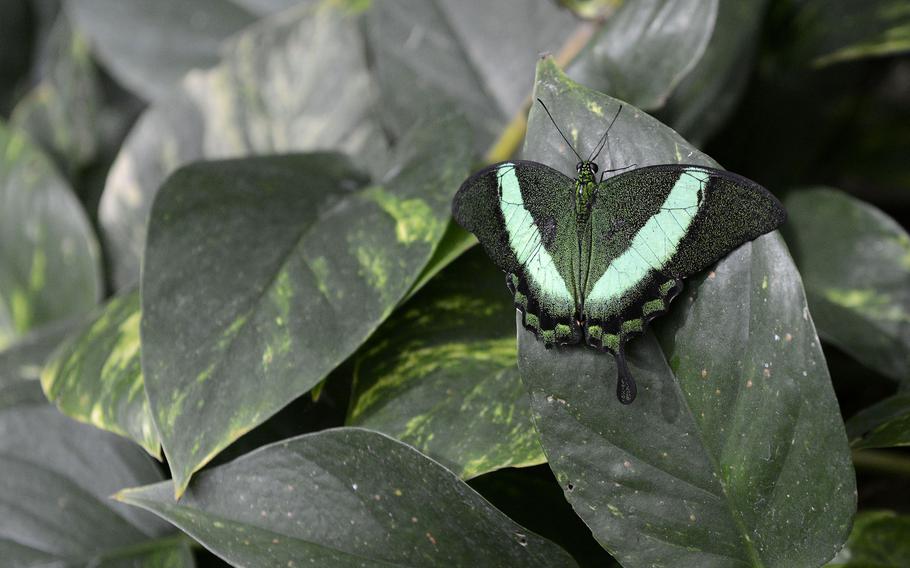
xmin=452 ymin=161 xmax=581 ymax=344
xmin=579 ymin=165 xmax=786 ymax=402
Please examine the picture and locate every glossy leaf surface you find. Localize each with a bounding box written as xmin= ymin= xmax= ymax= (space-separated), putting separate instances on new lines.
xmin=118 ymin=428 xmax=576 ymax=567
xmin=349 ymin=249 xmax=544 ymax=479
xmin=98 ymin=2 xmax=390 ymax=288
xmin=364 ymin=0 xmax=574 ymax=145
xmin=0 ymin=122 xmax=102 ymax=349
xmin=568 ymin=0 xmax=718 ymax=110
xmin=846 ymin=393 xmax=910 ymax=449
xmin=142 ymin=120 xmax=471 ymax=495
xmin=0 ymin=397 xmax=193 ymax=566
xmin=10 ymin=17 xmax=101 ymax=177
xmin=827 ymin=511 xmax=910 ymax=567
xmin=806 ymin=0 xmax=910 ymax=66
xmin=42 ymin=288 xmax=159 ymax=457
xmin=67 ymin=0 xmax=257 ymax=100
xmin=658 ymin=0 xmax=769 ymax=145
xmin=783 ymin=188 xmax=910 ymax=383
xmin=0 ymin=318 xmax=81 ymax=387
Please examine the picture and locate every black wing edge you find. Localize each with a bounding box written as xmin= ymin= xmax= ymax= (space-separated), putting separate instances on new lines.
xmin=615 ymin=164 xmax=787 ymax=227
xmin=451 ymin=160 xmax=576 ymax=229
xmin=582 ymin=277 xmax=684 ymax=356
xmin=506 ymin=271 xmax=582 ymax=348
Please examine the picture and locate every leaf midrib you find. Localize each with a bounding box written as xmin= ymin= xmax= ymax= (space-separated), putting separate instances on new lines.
xmin=665 ymin=246 xmax=767 ymax=568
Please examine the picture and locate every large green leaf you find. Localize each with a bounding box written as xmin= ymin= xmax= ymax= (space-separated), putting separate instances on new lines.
xmin=827 ymin=511 xmax=910 ymax=567
xmin=117 ymin=427 xmax=577 ymax=567
xmin=846 ymin=393 xmax=910 ymax=449
xmin=567 ymin=0 xmax=718 ymax=110
xmin=363 ymin=0 xmax=575 ymax=146
xmin=403 ymin=222 xmax=477 ymax=302
xmin=0 ymin=397 xmax=194 ymax=566
xmin=783 ymin=188 xmax=910 ymax=383
xmin=0 ymin=316 xmax=77 ymax=407
xmin=42 ymin=288 xmax=160 ymax=457
xmin=518 ymin=59 xmax=855 ymax=567
xmin=10 ymin=15 xmax=101 ymax=178
xmin=142 ymin=118 xmax=471 ymax=496
xmin=98 ymin=1 xmax=390 ymax=288
xmin=66 ymin=0 xmax=259 ymax=101
xmin=0 ymin=318 xmax=81 ymax=387
xmin=807 ymin=0 xmax=910 ymax=67
xmin=0 ymin=122 xmax=102 ymax=350
xmin=658 ymin=0 xmax=770 ymax=145
xmin=348 ymin=249 xmax=544 ymax=479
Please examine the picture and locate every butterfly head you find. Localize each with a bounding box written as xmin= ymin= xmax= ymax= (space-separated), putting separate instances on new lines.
xmin=575 ymin=160 xmax=599 ymax=185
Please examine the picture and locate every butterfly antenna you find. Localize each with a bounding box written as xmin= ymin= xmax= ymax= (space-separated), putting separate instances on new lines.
xmin=536 ymin=98 xmax=583 ymax=162
xmin=589 ymin=104 xmax=623 ymax=162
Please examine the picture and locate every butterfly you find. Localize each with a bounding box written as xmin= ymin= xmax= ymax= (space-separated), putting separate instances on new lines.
xmin=452 ymin=100 xmax=786 ymax=404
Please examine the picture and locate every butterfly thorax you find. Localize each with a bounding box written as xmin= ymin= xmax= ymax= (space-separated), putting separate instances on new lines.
xmin=574 ymin=161 xmax=599 ymax=229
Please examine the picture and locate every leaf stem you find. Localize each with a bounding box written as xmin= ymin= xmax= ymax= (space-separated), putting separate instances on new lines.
xmin=852 ymin=449 xmax=910 ymax=477
xmin=483 ymin=21 xmax=598 ymax=164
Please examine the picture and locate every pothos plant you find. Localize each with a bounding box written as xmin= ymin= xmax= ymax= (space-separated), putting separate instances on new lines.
xmin=1 ymin=0 xmax=909 ymax=567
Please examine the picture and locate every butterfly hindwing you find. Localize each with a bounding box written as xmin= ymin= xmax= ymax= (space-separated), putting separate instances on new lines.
xmin=452 ymin=161 xmax=581 ymax=344
xmin=581 ymin=165 xmax=786 ymax=353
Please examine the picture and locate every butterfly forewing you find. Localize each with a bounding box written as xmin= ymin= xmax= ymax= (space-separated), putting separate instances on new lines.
xmin=453 ymin=161 xmax=581 ymax=344
xmin=581 ymin=165 xmax=786 ymax=354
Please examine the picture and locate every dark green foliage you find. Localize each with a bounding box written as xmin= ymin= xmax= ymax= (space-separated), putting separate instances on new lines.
xmin=0 ymin=1 xmax=907 ymax=566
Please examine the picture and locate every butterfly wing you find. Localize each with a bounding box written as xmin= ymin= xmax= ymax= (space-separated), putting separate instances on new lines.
xmin=581 ymin=165 xmax=786 ymax=401
xmin=452 ymin=160 xmax=581 ymax=345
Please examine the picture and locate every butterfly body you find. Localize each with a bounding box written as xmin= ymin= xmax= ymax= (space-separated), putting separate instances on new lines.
xmin=453 ymin=157 xmax=785 ymax=404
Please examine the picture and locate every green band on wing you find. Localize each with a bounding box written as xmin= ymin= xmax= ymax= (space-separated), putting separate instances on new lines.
xmin=498 ymin=163 xmax=574 ymax=310
xmin=586 ymin=169 xmax=708 ymax=307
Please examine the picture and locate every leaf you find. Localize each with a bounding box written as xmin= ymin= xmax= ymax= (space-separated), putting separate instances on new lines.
xmin=348 ymin=249 xmax=545 ymax=479
xmin=827 ymin=511 xmax=910 ymax=567
xmin=142 ymin=117 xmax=471 ymax=496
xmin=657 ymin=0 xmax=770 ymax=145
xmin=363 ymin=0 xmax=576 ymax=146
xmin=98 ymin=2 xmax=390 ymax=288
xmin=0 ymin=378 xmax=47 ymax=409
xmin=782 ymin=188 xmax=910 ymax=383
xmin=518 ymin=59 xmax=855 ymax=567
xmin=846 ymin=393 xmax=910 ymax=449
xmin=403 ymin=222 xmax=476 ymax=303
xmin=116 ymin=427 xmax=577 ymax=567
xmin=567 ymin=0 xmax=718 ymax=110
xmin=809 ymin=0 xmax=910 ymax=67
xmin=66 ymin=0 xmax=258 ymax=101
xmin=42 ymin=287 xmax=160 ymax=457
xmin=364 ymin=0 xmax=586 ymax=165
xmin=0 ymin=318 xmax=82 ymax=387
xmin=0 ymin=397 xmax=194 ymax=566
xmin=0 ymin=317 xmax=79 ymax=419
xmin=0 ymin=121 xmax=103 ymax=350
xmin=10 ymin=15 xmax=102 ymax=177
